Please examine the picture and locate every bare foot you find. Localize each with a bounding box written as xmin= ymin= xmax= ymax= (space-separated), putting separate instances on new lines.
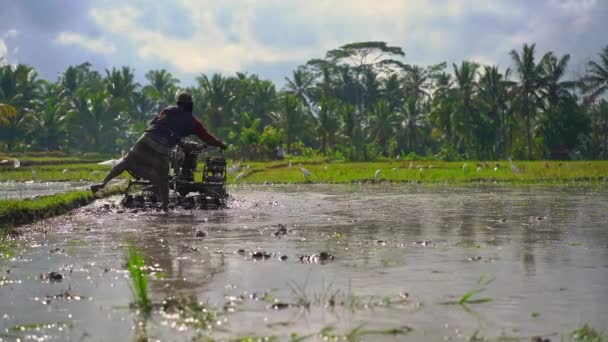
xmin=90 ymin=183 xmax=104 ymax=193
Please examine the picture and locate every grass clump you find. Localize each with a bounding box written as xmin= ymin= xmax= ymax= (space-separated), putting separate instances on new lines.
xmin=0 ymin=184 xmax=125 ymax=230
xmin=127 ymin=245 xmax=151 ymax=316
xmin=571 ymin=324 xmax=606 ymax=342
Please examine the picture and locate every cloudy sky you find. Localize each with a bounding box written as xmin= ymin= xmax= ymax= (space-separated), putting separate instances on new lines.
xmin=0 ymin=0 xmax=606 ymax=86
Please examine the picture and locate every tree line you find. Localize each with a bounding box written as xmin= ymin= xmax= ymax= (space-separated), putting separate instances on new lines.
xmin=1 ymin=41 xmax=607 ymax=161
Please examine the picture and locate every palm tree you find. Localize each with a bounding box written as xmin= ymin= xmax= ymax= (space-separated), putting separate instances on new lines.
xmin=509 ymin=43 xmax=550 ymax=159
xmin=452 ymin=61 xmax=479 ymax=154
xmin=270 ymin=94 xmax=304 ymax=153
xmin=429 ymin=72 xmax=456 ymax=146
xmin=381 ymin=72 xmax=403 ymax=111
xmin=583 ymin=46 xmax=608 ymax=102
xmin=540 ymin=53 xmax=575 ymax=108
xmin=400 ymin=97 xmax=425 ymax=153
xmin=0 ymin=64 xmax=42 ymax=150
xmin=478 ymin=66 xmax=514 ymax=157
xmin=403 ymin=65 xmax=430 ymax=104
xmin=316 ymin=97 xmax=340 ymax=154
xmin=25 ymin=82 xmax=66 ymax=150
xmin=144 ymin=69 xmax=180 ymax=109
xmin=284 ymin=67 xmax=315 ymax=111
xmin=197 ymin=73 xmax=235 ymax=133
xmin=367 ymin=100 xmax=399 ymax=156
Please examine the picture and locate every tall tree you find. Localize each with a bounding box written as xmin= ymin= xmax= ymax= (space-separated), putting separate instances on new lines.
xmin=477 ymin=66 xmax=514 ymax=157
xmin=452 ymin=61 xmax=479 ymax=154
xmin=509 ymin=43 xmax=550 ymax=159
xmin=0 ymin=64 xmax=42 ymax=150
xmin=582 ymin=46 xmax=608 ymax=102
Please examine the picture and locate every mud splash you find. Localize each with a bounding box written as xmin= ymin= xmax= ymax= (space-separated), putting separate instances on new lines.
xmin=1 ymin=184 xmax=607 ymax=341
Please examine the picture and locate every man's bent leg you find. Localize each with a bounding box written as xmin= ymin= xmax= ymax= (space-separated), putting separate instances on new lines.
xmin=91 ymin=159 xmax=128 ymax=193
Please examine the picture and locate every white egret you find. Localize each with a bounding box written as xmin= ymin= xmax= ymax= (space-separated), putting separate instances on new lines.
xmin=476 ymin=166 xmax=482 ymax=172
xmin=235 ymin=172 xmax=246 ymax=180
xmin=494 ymin=167 xmax=498 ymax=172
xmin=508 ymin=158 xmax=521 ymax=174
xmin=227 ymin=164 xmax=240 ymax=175
xmin=374 ymin=169 xmax=381 ymax=179
xmin=31 ymin=170 xmax=37 ymax=178
xmin=288 ymin=161 xmax=292 ymax=168
xmin=98 ymin=159 xmax=121 ymax=167
xmin=408 ymin=161 xmax=414 ymax=169
xmin=13 ymin=159 xmax=20 ymax=168
xmin=462 ymin=163 xmax=468 ymax=170
xmin=391 ymin=167 xmax=398 ymax=172
xmin=62 ymin=168 xmax=69 ymax=174
xmin=300 ymin=167 xmax=312 ymax=178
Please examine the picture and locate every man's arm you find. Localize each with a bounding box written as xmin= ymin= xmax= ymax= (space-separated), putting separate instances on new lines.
xmin=192 ymin=117 xmax=226 ymax=148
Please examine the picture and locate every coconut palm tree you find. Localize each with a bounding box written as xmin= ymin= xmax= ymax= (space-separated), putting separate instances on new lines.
xmin=381 ymin=72 xmax=403 ymax=111
xmin=0 ymin=64 xmax=42 ymax=150
xmin=144 ymin=69 xmax=180 ymax=109
xmin=270 ymin=94 xmax=305 ymax=153
xmin=478 ymin=66 xmax=514 ymax=157
xmin=583 ymin=46 xmax=608 ymax=102
xmin=403 ymin=65 xmax=430 ymax=104
xmin=367 ymin=100 xmax=398 ymax=156
xmin=25 ymin=82 xmax=66 ymax=150
xmin=509 ymin=43 xmax=551 ymax=159
xmin=452 ymin=61 xmax=479 ymax=154
xmin=197 ymin=73 xmax=235 ymax=132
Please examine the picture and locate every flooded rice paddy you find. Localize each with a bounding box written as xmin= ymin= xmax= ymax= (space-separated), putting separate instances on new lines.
xmin=0 ymin=181 xmax=90 ymax=200
xmin=1 ymin=184 xmax=607 ymax=341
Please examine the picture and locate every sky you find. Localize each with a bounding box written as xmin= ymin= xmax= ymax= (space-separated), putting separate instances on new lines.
xmin=0 ymin=0 xmax=606 ymax=87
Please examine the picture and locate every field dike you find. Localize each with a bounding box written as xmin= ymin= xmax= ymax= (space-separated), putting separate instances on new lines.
xmin=0 ymin=183 xmax=125 ymax=233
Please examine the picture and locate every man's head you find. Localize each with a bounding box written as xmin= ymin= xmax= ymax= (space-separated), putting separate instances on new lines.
xmin=176 ymin=91 xmax=193 ymax=112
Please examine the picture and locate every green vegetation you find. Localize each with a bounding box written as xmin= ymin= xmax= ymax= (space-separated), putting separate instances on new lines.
xmin=1 ymin=42 xmax=608 ymax=162
xmin=2 ymin=159 xmax=607 ymax=184
xmin=571 ymin=324 xmax=607 ymax=342
xmin=1 ymin=162 xmax=111 ymax=182
xmin=228 ymin=160 xmax=608 ymax=184
xmin=0 ymin=184 xmax=124 ymax=230
xmin=126 ymin=245 xmax=152 ymax=316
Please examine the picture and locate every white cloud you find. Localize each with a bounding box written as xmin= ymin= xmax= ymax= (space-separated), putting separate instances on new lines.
xmin=4 ymin=29 xmax=18 ymax=39
xmin=52 ymin=0 xmax=604 ymax=82
xmin=0 ymin=39 xmax=7 ymax=63
xmin=88 ymin=3 xmax=314 ymax=74
xmin=56 ymin=32 xmax=116 ymax=55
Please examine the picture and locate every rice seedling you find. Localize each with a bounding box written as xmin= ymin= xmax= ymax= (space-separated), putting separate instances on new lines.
xmin=442 ymin=276 xmax=495 ymax=305
xmin=126 ymin=245 xmax=151 ymax=316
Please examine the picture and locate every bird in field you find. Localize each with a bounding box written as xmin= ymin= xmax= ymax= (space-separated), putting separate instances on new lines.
xmin=300 ymin=167 xmax=312 ymax=178
xmin=508 ymin=158 xmax=521 ymax=174
xmin=374 ymin=169 xmax=381 ymax=179
xmin=235 ymin=172 xmax=246 ymax=180
xmin=98 ymin=159 xmax=121 ymax=167
xmin=13 ymin=159 xmax=20 ymax=168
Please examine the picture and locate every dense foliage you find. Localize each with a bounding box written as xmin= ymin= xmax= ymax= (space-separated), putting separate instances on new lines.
xmin=1 ymin=42 xmax=607 ymax=161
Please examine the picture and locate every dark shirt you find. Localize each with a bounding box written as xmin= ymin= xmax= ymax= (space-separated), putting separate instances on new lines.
xmin=145 ymin=106 xmax=223 ymax=147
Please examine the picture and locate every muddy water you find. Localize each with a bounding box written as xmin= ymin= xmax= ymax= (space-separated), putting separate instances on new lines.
xmin=1 ymin=184 xmax=607 ymax=341
xmin=0 ymin=181 xmax=90 ymax=200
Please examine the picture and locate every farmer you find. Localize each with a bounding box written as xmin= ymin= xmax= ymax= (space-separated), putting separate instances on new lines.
xmin=90 ymin=91 xmax=227 ymax=211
